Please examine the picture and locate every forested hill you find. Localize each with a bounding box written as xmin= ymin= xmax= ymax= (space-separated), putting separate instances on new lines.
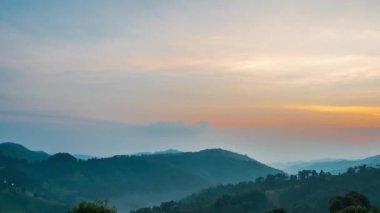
xmin=131 ymin=166 xmax=380 ymax=213
xmin=0 ymin=142 xmax=50 ymax=162
xmin=0 ymin=142 xmax=281 ymax=212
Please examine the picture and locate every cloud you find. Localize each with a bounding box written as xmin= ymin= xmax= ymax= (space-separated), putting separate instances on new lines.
xmin=125 ymin=121 xmax=209 ymax=137
xmin=251 ymin=104 xmax=380 ymax=128
xmin=1 ymin=0 xmax=380 ymax=162
xmin=0 ymin=117 xmax=211 ymax=160
xmin=0 ymin=109 xmax=209 ymax=136
xmin=2 ymin=111 xmax=380 ymax=163
xmin=275 ymin=104 xmax=380 ymax=116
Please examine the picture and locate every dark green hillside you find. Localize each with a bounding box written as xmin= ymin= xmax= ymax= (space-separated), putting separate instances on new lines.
xmin=0 ymin=142 xmax=50 ymax=162
xmin=131 ymin=166 xmax=380 ymax=213
xmin=0 ymin=143 xmax=281 ymax=212
xmin=0 ymin=193 xmax=67 ymax=213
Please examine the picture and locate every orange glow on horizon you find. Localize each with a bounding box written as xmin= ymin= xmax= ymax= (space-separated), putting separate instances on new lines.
xmin=278 ymin=104 xmax=380 ymax=116
xmin=200 ymin=104 xmax=380 ymax=128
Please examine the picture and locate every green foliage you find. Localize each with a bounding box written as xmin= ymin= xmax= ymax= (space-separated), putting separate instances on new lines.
xmin=328 ymin=191 xmax=380 ymax=213
xmin=329 ymin=192 xmax=370 ymax=213
xmin=335 ymin=204 xmax=380 ymax=213
xmin=0 ymin=193 xmax=67 ymax=213
xmin=68 ymin=200 xmax=117 ymax=213
xmin=337 ymin=205 xmax=368 ymax=213
xmin=132 ymin=166 xmax=380 ymax=213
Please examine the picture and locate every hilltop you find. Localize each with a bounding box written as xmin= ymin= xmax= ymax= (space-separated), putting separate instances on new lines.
xmin=0 ymin=142 xmax=281 ymax=212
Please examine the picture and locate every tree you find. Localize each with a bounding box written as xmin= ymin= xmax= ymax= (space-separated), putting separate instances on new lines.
xmin=329 ymin=192 xmax=371 ymax=213
xmin=337 ymin=205 xmax=368 ymax=213
xmin=68 ymin=200 xmax=117 ymax=213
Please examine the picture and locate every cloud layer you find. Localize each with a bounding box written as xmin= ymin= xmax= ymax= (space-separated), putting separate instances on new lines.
xmin=1 ymin=0 xmax=380 ymax=161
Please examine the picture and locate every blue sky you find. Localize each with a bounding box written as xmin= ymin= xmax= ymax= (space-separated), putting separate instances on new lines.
xmin=1 ymin=0 xmax=380 ymax=162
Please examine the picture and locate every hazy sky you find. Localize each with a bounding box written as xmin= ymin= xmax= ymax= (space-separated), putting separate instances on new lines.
xmin=1 ymin=0 xmax=380 ymax=163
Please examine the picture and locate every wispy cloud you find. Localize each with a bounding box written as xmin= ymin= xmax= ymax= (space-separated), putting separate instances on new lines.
xmin=276 ymin=104 xmax=380 ymax=116
xmin=1 ymin=0 xmax=380 ymax=161
xmin=250 ymin=104 xmax=380 ymax=128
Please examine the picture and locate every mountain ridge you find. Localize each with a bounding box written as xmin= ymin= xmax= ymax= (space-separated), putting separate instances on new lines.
xmin=272 ymin=155 xmax=380 ymax=174
xmin=0 ymin=142 xmax=281 ymax=212
xmin=0 ymin=142 xmax=50 ymax=162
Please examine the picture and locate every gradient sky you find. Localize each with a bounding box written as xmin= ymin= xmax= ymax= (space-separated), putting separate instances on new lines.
xmin=1 ymin=0 xmax=380 ymax=163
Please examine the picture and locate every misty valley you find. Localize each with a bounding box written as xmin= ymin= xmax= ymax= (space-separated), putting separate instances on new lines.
xmin=1 ymin=142 xmax=380 ymax=213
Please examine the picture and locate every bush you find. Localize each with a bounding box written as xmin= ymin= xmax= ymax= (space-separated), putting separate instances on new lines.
xmin=68 ymin=200 xmax=117 ymax=213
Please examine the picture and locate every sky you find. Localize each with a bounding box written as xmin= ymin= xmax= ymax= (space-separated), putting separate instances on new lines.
xmin=1 ymin=0 xmax=380 ymax=163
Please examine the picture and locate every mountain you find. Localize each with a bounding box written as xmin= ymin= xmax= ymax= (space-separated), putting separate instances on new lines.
xmin=131 ymin=166 xmax=380 ymax=213
xmin=0 ymin=142 xmax=281 ymax=212
xmin=272 ymin=155 xmax=380 ymax=174
xmin=73 ymin=154 xmax=97 ymax=160
xmin=0 ymin=142 xmax=50 ymax=162
xmin=195 ymin=148 xmax=253 ymax=161
xmin=132 ymin=149 xmax=182 ymax=156
xmin=359 ymin=155 xmax=380 ymax=167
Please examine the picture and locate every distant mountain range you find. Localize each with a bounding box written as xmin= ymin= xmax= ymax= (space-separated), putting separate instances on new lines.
xmin=131 ymin=149 xmax=182 ymax=156
xmin=0 ymin=142 xmax=281 ymax=212
xmin=2 ymin=142 xmax=380 ymax=212
xmin=0 ymin=142 xmax=180 ymax=161
xmin=271 ymin=155 xmax=380 ymax=174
